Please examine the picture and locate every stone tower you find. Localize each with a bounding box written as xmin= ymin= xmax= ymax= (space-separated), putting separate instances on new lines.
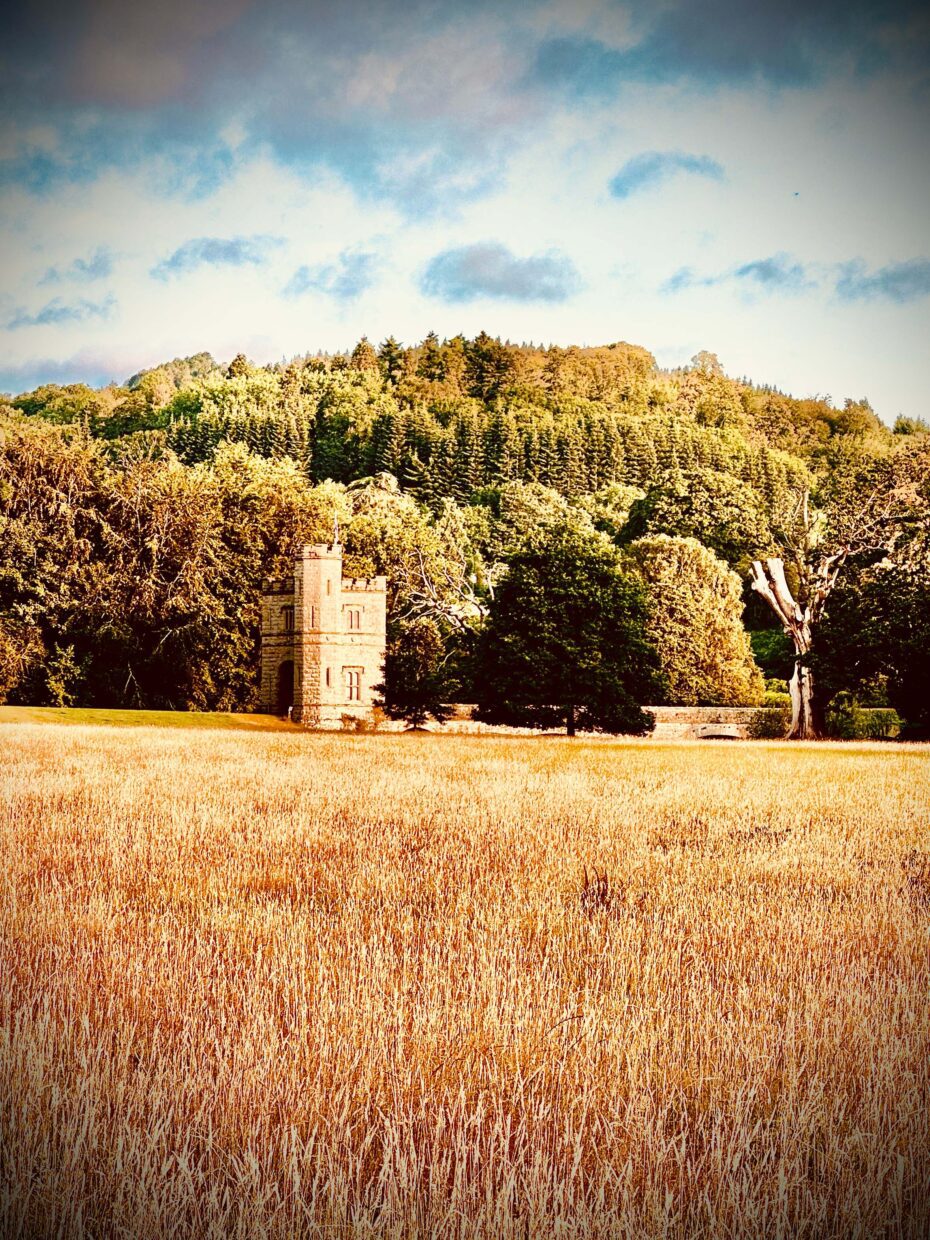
xmin=259 ymin=543 xmax=387 ymax=726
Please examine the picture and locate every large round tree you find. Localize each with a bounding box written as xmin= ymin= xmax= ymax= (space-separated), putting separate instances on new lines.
xmin=474 ymin=521 xmax=662 ymax=736
xmin=628 ymin=535 xmax=764 ymax=706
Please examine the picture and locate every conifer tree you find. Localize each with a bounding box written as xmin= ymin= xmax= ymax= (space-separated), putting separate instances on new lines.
xmin=369 ymin=410 xmax=405 ymax=477
xmin=417 ymin=332 xmax=445 ymax=382
xmin=440 ymin=335 xmax=468 ymax=394
xmin=465 ymin=332 xmax=516 ymax=401
xmin=423 ymin=434 xmax=456 ymax=512
xmin=378 ymin=336 xmax=407 ymax=386
xmin=452 ymin=410 xmax=481 ymax=502
xmin=350 ymin=337 xmax=379 ymax=372
xmin=280 ymin=362 xmax=303 ymax=415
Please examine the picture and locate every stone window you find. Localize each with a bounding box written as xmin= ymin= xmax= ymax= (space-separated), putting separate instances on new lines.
xmin=281 ymin=605 xmax=294 ymax=632
xmin=345 ymin=667 xmax=362 ymax=702
xmin=345 ymin=606 xmax=362 ymax=631
xmin=325 ymin=667 xmax=332 ymax=687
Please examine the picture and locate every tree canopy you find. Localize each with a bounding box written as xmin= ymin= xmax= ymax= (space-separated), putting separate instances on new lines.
xmin=627 ymin=535 xmax=764 ymax=706
xmin=474 ymin=521 xmax=663 ymax=735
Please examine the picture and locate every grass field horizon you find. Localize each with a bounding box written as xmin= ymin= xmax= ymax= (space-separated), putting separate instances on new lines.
xmin=0 ymin=705 xmax=303 ymax=732
xmin=0 ymin=704 xmax=905 ymax=746
xmin=2 ymin=723 xmax=928 ymax=1237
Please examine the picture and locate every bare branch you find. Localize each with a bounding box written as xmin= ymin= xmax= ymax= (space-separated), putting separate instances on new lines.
xmin=765 ymin=558 xmax=803 ymax=625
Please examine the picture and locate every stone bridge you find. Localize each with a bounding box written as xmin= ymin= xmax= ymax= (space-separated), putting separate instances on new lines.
xmin=644 ymin=706 xmax=768 ymax=740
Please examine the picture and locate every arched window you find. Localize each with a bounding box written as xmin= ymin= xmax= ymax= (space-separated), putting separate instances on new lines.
xmin=281 ymin=605 xmax=294 ymax=632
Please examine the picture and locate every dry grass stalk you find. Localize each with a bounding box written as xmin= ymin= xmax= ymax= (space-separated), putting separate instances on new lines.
xmin=1 ymin=725 xmax=928 ymax=1238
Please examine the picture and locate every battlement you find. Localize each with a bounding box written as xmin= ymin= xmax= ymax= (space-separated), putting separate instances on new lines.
xmin=261 ymin=578 xmax=295 ymax=595
xmin=300 ymin=543 xmax=341 ymax=560
xmin=342 ymin=577 xmax=388 ymax=594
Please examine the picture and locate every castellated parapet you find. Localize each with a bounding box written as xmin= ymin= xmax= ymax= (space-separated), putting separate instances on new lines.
xmin=259 ymin=544 xmax=387 ymax=727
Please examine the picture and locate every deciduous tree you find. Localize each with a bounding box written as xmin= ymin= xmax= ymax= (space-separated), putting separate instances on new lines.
xmin=475 ymin=521 xmax=661 ymax=735
xmin=750 ymin=444 xmax=929 ymax=738
xmin=628 ymin=535 xmax=763 ymax=706
xmin=376 ymin=617 xmax=453 ymax=729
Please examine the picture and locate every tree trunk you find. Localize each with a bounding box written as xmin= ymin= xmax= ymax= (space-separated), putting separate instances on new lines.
xmin=566 ymin=703 xmax=576 ymax=737
xmin=751 ymin=557 xmax=827 ymax=741
xmin=786 ymin=640 xmax=825 ymax=740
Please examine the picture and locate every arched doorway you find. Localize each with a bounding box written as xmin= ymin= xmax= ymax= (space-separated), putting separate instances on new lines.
xmin=276 ymin=660 xmax=295 ymax=716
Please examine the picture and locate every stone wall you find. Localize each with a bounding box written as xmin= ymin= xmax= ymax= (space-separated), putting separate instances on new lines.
xmin=258 ymin=578 xmax=296 ymax=715
xmin=444 ymin=703 xmax=778 ymax=739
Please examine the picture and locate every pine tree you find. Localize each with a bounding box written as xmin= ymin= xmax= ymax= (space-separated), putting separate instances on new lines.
xmin=523 ymin=427 xmax=541 ymax=483
xmin=283 ymin=415 xmax=301 ymax=459
xmin=423 ymin=433 xmax=456 ymax=511
xmin=369 ymin=410 xmax=405 ymax=476
xmin=350 ymin=337 xmax=379 ymax=372
xmin=401 ymin=451 xmax=431 ymax=498
xmin=451 ymin=409 xmax=481 ymax=501
xmin=624 ymin=426 xmax=658 ymax=486
xmin=484 ymin=411 xmax=522 ymax=484
xmin=440 ymin=335 xmax=468 ymax=394
xmin=378 ymin=336 xmax=407 ymax=386
xmin=555 ymin=423 xmax=585 ymax=496
xmin=535 ymin=424 xmax=557 ymax=486
xmin=280 ymin=362 xmax=302 ymax=415
xmin=417 ymin=332 xmax=445 ymax=382
xmin=601 ymin=423 xmax=626 ymax=484
xmin=465 ymin=332 xmax=516 ymax=401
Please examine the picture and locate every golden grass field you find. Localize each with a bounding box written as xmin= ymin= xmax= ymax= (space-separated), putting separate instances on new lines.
xmin=2 ymin=723 xmax=929 ymax=1239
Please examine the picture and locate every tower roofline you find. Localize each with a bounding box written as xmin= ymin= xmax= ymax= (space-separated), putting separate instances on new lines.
xmin=300 ymin=543 xmax=343 ymax=559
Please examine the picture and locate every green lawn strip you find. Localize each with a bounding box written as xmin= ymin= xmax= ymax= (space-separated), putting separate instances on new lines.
xmin=0 ymin=706 xmax=298 ymax=731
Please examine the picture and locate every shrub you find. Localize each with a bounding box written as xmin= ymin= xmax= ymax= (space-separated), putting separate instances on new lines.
xmin=748 ymin=705 xmax=790 ymax=739
xmin=763 ymin=690 xmax=792 ymax=708
xmin=826 ymin=694 xmax=900 ymax=740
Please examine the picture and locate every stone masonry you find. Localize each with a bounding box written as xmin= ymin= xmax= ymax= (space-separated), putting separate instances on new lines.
xmin=259 ymin=543 xmax=387 ymax=726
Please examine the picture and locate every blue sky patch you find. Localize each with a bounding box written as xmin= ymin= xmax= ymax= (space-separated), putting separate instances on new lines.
xmin=835 ymin=258 xmax=930 ymax=303
xmin=41 ymin=247 xmax=113 ymax=285
xmin=421 ymin=243 xmax=582 ymax=303
xmin=609 ymin=151 xmax=725 ymax=200
xmin=283 ymin=251 xmax=379 ymax=301
xmin=6 ymin=295 xmax=115 ymax=331
xmin=151 ymin=236 xmax=283 ymax=281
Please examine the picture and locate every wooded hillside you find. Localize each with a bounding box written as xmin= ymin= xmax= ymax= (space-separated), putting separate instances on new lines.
xmin=2 ymin=335 xmax=927 ymax=736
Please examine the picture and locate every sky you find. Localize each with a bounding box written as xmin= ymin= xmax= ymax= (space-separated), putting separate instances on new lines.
xmin=1 ymin=0 xmax=928 ymax=421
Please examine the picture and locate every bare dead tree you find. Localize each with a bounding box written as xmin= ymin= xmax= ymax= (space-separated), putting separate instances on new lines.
xmin=396 ymin=543 xmax=488 ymax=640
xmin=751 ymin=448 xmax=929 ymax=740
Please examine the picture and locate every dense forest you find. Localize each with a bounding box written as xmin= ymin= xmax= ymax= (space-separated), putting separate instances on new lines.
xmin=2 ymin=334 xmax=928 ymax=737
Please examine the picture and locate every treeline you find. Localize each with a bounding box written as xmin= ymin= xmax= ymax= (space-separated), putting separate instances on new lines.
xmin=2 ymin=334 xmax=928 ymax=734
xmin=13 ymin=335 xmax=901 ymax=483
